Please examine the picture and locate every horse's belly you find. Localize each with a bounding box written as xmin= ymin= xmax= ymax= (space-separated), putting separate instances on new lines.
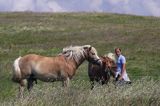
xmin=35 ymin=74 xmax=61 ymax=82
xmin=38 ymin=77 xmax=57 ymax=82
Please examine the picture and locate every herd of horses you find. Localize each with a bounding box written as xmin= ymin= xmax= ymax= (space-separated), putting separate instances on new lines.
xmin=12 ymin=45 xmax=117 ymax=98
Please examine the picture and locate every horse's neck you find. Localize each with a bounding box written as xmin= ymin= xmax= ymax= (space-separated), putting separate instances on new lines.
xmin=76 ymin=57 xmax=86 ymax=68
xmin=70 ymin=56 xmax=86 ymax=69
xmin=62 ymin=53 xmax=86 ymax=69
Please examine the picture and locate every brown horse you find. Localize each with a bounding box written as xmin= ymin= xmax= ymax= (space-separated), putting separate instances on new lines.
xmin=12 ymin=45 xmax=102 ymax=98
xmin=88 ymin=54 xmax=116 ymax=89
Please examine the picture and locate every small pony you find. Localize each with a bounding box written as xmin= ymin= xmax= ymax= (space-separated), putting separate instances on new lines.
xmin=12 ymin=45 xmax=102 ymax=98
xmin=88 ymin=53 xmax=117 ymax=89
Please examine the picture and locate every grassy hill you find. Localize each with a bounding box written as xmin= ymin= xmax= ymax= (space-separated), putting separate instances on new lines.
xmin=0 ymin=12 xmax=160 ymax=105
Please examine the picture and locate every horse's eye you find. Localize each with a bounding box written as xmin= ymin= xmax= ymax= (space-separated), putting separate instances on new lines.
xmin=63 ymin=51 xmax=67 ymax=54
xmin=91 ymin=53 xmax=95 ymax=55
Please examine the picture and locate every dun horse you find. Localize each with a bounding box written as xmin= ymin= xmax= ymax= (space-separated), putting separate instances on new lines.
xmin=88 ymin=53 xmax=117 ymax=89
xmin=12 ymin=45 xmax=102 ymax=98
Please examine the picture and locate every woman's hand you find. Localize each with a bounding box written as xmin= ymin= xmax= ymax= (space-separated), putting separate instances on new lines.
xmin=118 ymin=76 xmax=123 ymax=80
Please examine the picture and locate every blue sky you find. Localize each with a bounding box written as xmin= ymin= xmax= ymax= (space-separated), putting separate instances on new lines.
xmin=0 ymin=0 xmax=160 ymax=17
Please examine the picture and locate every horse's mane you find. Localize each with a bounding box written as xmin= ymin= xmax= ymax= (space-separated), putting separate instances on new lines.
xmin=62 ymin=45 xmax=92 ymax=64
xmin=105 ymin=52 xmax=117 ymax=63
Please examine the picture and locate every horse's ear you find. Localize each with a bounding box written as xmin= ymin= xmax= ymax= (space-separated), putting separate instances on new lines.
xmin=83 ymin=47 xmax=88 ymax=50
xmin=84 ymin=46 xmax=92 ymax=51
xmin=89 ymin=46 xmax=92 ymax=51
xmin=62 ymin=50 xmax=72 ymax=54
xmin=63 ymin=50 xmax=73 ymax=57
xmin=83 ymin=45 xmax=91 ymax=49
xmin=83 ymin=45 xmax=92 ymax=52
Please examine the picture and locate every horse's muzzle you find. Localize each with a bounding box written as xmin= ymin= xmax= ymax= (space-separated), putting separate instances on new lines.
xmin=93 ymin=59 xmax=102 ymax=66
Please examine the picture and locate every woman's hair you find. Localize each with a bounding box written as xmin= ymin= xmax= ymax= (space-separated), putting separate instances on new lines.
xmin=115 ymin=48 xmax=121 ymax=52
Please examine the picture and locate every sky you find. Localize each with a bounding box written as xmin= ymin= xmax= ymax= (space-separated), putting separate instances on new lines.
xmin=0 ymin=0 xmax=160 ymax=17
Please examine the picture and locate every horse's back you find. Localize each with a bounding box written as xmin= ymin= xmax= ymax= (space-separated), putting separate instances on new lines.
xmin=20 ymin=54 xmax=65 ymax=65
xmin=21 ymin=54 xmax=52 ymax=62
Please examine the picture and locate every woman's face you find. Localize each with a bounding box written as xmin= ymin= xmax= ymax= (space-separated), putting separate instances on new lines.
xmin=115 ymin=49 xmax=121 ymax=57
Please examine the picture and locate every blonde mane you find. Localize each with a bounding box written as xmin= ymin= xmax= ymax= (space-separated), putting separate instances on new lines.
xmin=105 ymin=52 xmax=117 ymax=63
xmin=62 ymin=45 xmax=92 ymax=64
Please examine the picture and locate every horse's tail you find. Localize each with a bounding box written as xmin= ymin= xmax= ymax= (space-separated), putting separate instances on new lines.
xmin=12 ymin=56 xmax=22 ymax=83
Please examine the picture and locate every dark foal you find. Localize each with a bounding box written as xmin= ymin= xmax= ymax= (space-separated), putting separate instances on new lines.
xmin=88 ymin=56 xmax=116 ymax=89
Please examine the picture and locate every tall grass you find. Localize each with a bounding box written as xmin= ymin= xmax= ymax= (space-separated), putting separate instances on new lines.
xmin=2 ymin=77 xmax=160 ymax=106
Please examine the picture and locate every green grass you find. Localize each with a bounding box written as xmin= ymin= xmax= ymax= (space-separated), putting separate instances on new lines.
xmin=0 ymin=12 xmax=160 ymax=105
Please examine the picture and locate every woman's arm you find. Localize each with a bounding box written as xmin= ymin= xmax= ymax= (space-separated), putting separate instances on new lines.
xmin=119 ymin=63 xmax=126 ymax=80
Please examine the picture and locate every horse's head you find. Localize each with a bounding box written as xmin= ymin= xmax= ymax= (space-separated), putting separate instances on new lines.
xmin=61 ymin=45 xmax=102 ymax=66
xmin=101 ymin=56 xmax=116 ymax=70
xmin=101 ymin=55 xmax=117 ymax=78
xmin=83 ymin=45 xmax=102 ymax=66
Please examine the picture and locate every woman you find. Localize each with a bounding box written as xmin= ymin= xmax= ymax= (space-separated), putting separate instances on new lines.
xmin=114 ymin=48 xmax=131 ymax=84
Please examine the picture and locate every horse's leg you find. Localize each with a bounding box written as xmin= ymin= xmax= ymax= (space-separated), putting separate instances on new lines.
xmin=105 ymin=71 xmax=111 ymax=85
xmin=18 ymin=79 xmax=26 ymax=98
xmin=34 ymin=78 xmax=37 ymax=84
xmin=100 ymin=75 xmax=106 ymax=85
xmin=91 ymin=81 xmax=95 ymax=90
xmin=62 ymin=77 xmax=70 ymax=87
xmin=89 ymin=77 xmax=95 ymax=90
xmin=101 ymin=81 xmax=105 ymax=85
xmin=27 ymin=77 xmax=34 ymax=92
xmin=110 ymin=69 xmax=116 ymax=79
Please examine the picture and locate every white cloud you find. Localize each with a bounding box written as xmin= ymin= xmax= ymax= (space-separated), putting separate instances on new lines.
xmin=107 ymin=0 xmax=129 ymax=5
xmin=90 ymin=0 xmax=103 ymax=12
xmin=47 ymin=1 xmax=65 ymax=12
xmin=143 ymin=0 xmax=160 ymax=16
xmin=12 ymin=0 xmax=34 ymax=11
xmin=104 ymin=0 xmax=160 ymax=16
xmin=31 ymin=0 xmax=65 ymax=12
xmin=0 ymin=0 xmax=160 ymax=16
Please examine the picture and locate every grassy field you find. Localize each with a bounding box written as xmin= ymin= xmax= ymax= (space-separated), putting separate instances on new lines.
xmin=0 ymin=12 xmax=160 ymax=105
